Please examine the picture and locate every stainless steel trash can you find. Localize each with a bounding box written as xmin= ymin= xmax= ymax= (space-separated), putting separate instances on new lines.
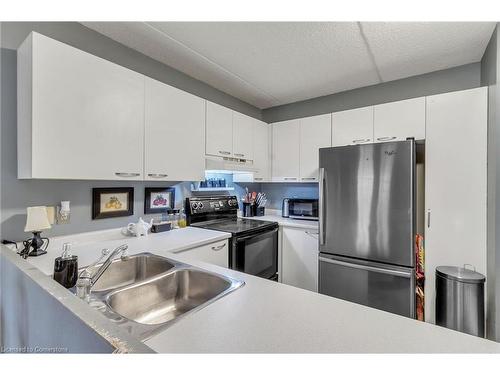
xmin=435 ymin=266 xmax=485 ymax=337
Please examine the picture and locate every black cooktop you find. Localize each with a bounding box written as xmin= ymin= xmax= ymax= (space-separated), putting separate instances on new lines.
xmin=192 ymin=218 xmax=278 ymax=236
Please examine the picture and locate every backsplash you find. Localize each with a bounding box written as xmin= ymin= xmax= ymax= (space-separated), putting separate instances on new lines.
xmin=259 ymin=183 xmax=319 ymax=210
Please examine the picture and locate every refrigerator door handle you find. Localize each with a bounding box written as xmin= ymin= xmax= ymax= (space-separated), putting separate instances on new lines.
xmin=318 ymin=256 xmax=413 ymax=278
xmin=319 ymin=167 xmax=326 ymax=245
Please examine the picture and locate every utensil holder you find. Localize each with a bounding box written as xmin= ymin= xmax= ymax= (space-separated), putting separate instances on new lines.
xmin=255 ymin=206 xmax=265 ymax=217
xmin=242 ymin=202 xmax=254 ymax=217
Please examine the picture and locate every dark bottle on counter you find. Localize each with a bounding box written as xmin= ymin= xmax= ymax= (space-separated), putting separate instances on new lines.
xmin=53 ymin=243 xmax=79 ymax=289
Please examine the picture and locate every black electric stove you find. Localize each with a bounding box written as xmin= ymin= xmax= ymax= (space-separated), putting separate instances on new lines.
xmin=186 ymin=196 xmax=279 ymax=281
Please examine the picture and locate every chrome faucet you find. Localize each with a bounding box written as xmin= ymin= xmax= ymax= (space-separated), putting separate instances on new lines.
xmin=76 ymin=244 xmax=129 ymax=301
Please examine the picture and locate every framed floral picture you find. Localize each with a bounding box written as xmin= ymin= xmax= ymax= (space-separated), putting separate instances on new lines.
xmin=144 ymin=187 xmax=175 ymax=214
xmin=92 ymin=187 xmax=134 ymax=220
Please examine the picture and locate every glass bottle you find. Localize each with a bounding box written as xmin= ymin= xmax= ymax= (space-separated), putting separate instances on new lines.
xmin=178 ymin=208 xmax=187 ymax=228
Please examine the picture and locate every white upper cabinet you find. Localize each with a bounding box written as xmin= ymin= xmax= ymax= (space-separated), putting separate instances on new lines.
xmin=374 ymin=97 xmax=425 ymax=142
xmin=331 ymin=106 xmax=374 ymax=147
xmin=272 ymin=119 xmax=301 ymax=182
xmin=299 ymin=114 xmax=332 ymax=181
xmin=252 ymin=119 xmax=271 ymax=181
xmin=145 ymin=78 xmax=205 ymax=181
xmin=205 ymin=101 xmax=233 ymax=157
xmin=232 ymin=112 xmax=254 ymax=160
xmin=18 ymin=32 xmax=145 ymax=180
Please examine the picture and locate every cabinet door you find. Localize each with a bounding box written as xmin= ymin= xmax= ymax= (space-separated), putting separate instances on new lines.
xmin=233 ymin=112 xmax=254 ymax=160
xmin=374 ymin=97 xmax=425 ymax=142
xmin=206 ymin=101 xmax=233 ymax=157
xmin=331 ymin=106 xmax=373 ymax=147
xmin=299 ymin=114 xmax=332 ymax=181
xmin=282 ymin=227 xmax=319 ymax=292
xmin=253 ymin=119 xmax=271 ymax=182
xmin=272 ymin=119 xmax=300 ymax=182
xmin=29 ymin=33 xmax=144 ymax=180
xmin=424 ymin=87 xmax=487 ymax=324
xmin=173 ymin=240 xmax=228 ymax=268
xmin=145 ymin=78 xmax=205 ymax=181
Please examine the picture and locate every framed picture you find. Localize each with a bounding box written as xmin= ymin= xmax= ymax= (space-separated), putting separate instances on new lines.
xmin=92 ymin=187 xmax=134 ymax=220
xmin=144 ymin=187 xmax=175 ymax=214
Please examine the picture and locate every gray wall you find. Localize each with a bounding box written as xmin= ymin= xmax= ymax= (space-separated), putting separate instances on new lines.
xmin=481 ymin=24 xmax=500 ymax=341
xmin=262 ymin=63 xmax=481 ymax=123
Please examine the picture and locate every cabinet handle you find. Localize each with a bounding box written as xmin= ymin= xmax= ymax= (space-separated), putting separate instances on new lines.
xmin=376 ymin=136 xmax=397 ymax=141
xmin=115 ymin=172 xmax=140 ymax=178
xmin=211 ymin=243 xmax=227 ymax=251
xmin=284 ymin=177 xmax=297 ymax=181
xmin=254 ymin=177 xmax=263 ymax=181
xmin=234 ymin=153 xmax=245 ymax=157
xmin=427 ymin=210 xmax=431 ymax=228
xmin=352 ymin=138 xmax=371 ymax=144
xmin=148 ymin=173 xmax=168 ymax=178
xmin=301 ymin=177 xmax=316 ymax=181
xmin=218 ymin=150 xmax=231 ymax=155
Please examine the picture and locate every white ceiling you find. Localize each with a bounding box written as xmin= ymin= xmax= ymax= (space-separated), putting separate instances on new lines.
xmin=82 ymin=22 xmax=495 ymax=109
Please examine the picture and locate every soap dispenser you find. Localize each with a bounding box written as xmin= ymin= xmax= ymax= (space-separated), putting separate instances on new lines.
xmin=53 ymin=243 xmax=78 ymax=289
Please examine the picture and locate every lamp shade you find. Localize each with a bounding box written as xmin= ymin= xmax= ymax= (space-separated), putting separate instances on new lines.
xmin=25 ymin=206 xmax=51 ymax=232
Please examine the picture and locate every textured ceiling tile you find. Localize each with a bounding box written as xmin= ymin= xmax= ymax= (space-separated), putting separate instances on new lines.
xmin=149 ymin=22 xmax=380 ymax=106
xmin=83 ymin=22 xmax=495 ymax=109
xmin=360 ymin=22 xmax=496 ymax=82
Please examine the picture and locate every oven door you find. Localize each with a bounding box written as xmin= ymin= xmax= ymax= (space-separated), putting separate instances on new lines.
xmin=231 ymin=227 xmax=279 ymax=280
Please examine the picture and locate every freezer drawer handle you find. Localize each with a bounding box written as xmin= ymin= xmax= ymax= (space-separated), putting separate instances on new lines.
xmin=319 ymin=256 xmax=412 ymax=278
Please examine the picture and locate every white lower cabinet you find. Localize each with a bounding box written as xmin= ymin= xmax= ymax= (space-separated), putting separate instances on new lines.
xmin=281 ymin=227 xmax=319 ymax=292
xmin=172 ymin=239 xmax=229 ymax=268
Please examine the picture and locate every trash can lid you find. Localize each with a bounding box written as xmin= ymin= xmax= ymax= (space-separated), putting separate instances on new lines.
xmin=436 ymin=266 xmax=485 ymax=284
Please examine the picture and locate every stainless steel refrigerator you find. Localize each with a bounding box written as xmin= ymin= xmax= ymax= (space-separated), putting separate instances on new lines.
xmin=318 ymin=139 xmax=416 ymax=318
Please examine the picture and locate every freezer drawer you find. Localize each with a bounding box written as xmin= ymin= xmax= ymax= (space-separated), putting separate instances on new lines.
xmin=319 ymin=254 xmax=415 ymax=318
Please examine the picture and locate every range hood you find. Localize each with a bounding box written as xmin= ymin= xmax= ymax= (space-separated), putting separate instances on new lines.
xmin=205 ymin=155 xmax=257 ymax=174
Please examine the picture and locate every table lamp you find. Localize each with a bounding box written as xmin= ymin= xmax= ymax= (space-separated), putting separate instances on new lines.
xmin=22 ymin=206 xmax=51 ymax=258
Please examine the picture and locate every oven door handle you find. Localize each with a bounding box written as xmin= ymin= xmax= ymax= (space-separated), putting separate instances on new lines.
xmin=234 ymin=227 xmax=279 ymax=243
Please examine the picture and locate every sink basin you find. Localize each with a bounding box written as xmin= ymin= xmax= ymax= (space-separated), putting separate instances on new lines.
xmin=80 ymin=252 xmax=244 ymax=341
xmin=86 ymin=253 xmax=175 ymax=292
xmin=106 ymin=269 xmax=233 ymax=325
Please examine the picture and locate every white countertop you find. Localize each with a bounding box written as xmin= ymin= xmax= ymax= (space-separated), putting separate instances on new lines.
xmin=8 ymin=224 xmax=500 ymax=353
xmin=22 ymin=226 xmax=231 ymax=276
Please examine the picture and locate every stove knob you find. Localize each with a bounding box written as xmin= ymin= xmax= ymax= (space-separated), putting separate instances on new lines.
xmin=192 ymin=202 xmax=198 ymax=210
xmin=199 ymin=202 xmax=204 ymax=209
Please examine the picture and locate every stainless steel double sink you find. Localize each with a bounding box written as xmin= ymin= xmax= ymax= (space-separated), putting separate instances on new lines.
xmin=78 ymin=252 xmax=244 ymax=341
